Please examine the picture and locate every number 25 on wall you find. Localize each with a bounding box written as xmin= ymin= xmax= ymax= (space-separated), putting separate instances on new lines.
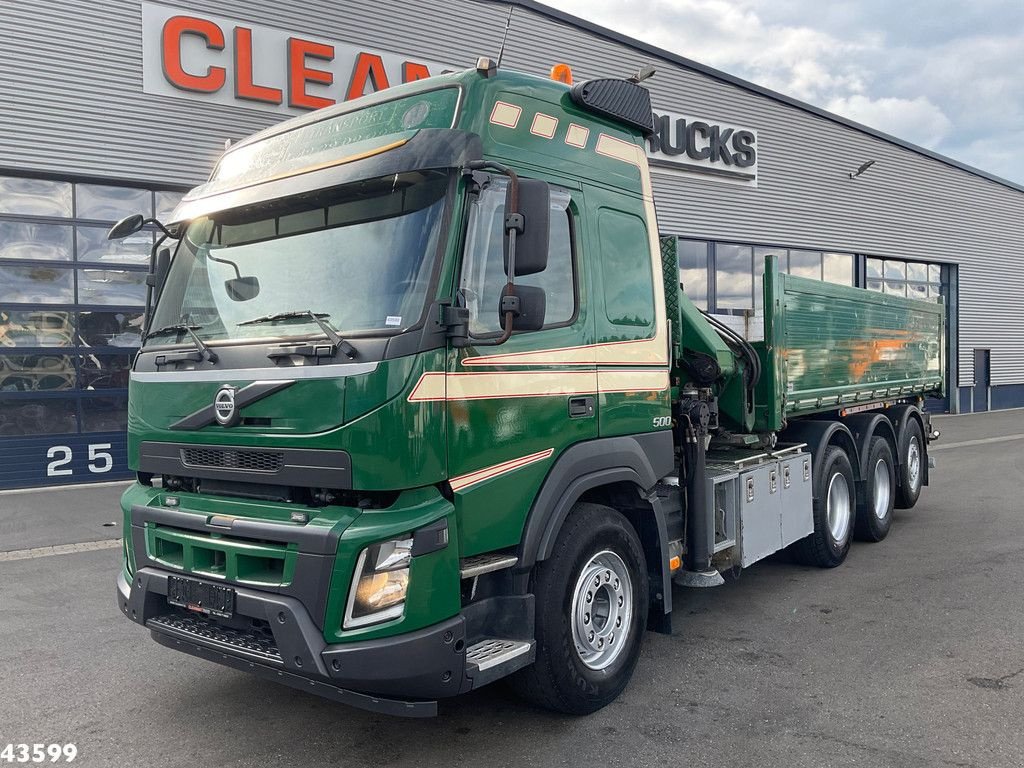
xmin=46 ymin=444 xmax=114 ymax=477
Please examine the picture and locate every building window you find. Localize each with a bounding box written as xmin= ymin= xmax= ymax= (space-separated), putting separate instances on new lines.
xmin=0 ymin=174 xmax=183 ymax=447
xmin=715 ymin=243 xmax=753 ymax=310
xmin=678 ymin=239 xmax=709 ymax=310
xmin=866 ymin=257 xmax=942 ymax=301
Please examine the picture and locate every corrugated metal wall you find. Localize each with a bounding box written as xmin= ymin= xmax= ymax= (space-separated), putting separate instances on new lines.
xmin=1 ymin=0 xmax=1022 ymax=388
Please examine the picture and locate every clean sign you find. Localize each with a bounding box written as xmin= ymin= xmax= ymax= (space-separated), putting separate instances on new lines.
xmin=141 ymin=2 xmax=450 ymax=115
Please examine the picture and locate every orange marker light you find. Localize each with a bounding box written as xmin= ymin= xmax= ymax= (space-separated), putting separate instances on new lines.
xmin=550 ymin=63 xmax=573 ymax=85
xmin=669 ymin=555 xmax=681 ymax=571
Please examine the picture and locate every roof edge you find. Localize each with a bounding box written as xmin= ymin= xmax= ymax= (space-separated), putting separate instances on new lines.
xmin=494 ymin=0 xmax=1024 ymax=195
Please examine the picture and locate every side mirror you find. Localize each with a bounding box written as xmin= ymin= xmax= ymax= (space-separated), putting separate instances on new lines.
xmin=225 ymin=275 xmax=261 ymax=301
xmin=107 ymin=213 xmax=146 ymax=240
xmin=504 ymin=178 xmax=550 ymax=277
xmin=498 ymin=285 xmax=546 ymax=332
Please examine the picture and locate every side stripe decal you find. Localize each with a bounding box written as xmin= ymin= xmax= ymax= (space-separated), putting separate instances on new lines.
xmin=449 ymin=448 xmax=555 ymax=492
xmin=407 ymin=369 xmax=669 ymax=403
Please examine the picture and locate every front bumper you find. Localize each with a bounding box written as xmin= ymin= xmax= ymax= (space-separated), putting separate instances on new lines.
xmin=117 ymin=568 xmax=467 ymax=717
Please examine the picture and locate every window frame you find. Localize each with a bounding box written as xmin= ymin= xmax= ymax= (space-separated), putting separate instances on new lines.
xmin=459 ymin=177 xmax=581 ymax=340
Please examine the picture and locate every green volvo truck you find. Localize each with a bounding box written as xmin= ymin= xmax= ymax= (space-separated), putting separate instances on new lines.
xmin=114 ymin=60 xmax=944 ymax=716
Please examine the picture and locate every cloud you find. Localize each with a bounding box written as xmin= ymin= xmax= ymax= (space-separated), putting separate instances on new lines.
xmin=824 ymin=94 xmax=954 ymax=148
xmin=545 ymin=0 xmax=1024 ymax=183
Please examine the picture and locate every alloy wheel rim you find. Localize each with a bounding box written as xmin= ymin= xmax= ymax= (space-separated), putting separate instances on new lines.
xmin=827 ymin=471 xmax=852 ymax=543
xmin=907 ymin=437 xmax=921 ymax=490
xmin=571 ymin=550 xmax=632 ymax=671
xmin=873 ymin=457 xmax=892 ymax=520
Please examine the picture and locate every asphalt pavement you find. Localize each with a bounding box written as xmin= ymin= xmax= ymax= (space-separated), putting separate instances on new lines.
xmin=1 ymin=410 xmax=1023 ymax=768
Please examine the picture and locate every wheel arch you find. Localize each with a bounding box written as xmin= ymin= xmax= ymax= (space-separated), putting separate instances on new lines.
xmin=516 ymin=432 xmax=675 ymax=629
xmin=780 ymin=419 xmax=861 ymax=494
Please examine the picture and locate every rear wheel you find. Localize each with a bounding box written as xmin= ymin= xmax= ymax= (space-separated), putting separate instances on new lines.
xmin=510 ymin=502 xmax=648 ymax=714
xmin=896 ymin=419 xmax=924 ymax=509
xmin=793 ymin=445 xmax=856 ymax=568
xmin=854 ymin=436 xmax=895 ymax=542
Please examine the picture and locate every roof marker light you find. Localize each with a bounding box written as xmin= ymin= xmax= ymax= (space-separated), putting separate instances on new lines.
xmin=550 ymin=63 xmax=573 ymax=85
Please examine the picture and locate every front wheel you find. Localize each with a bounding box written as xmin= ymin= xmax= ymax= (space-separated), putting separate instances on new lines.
xmin=510 ymin=502 xmax=648 ymax=714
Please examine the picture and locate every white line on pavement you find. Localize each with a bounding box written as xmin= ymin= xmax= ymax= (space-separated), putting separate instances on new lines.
xmin=930 ymin=434 xmax=1024 ymax=452
xmin=0 ymin=539 xmax=121 ymax=562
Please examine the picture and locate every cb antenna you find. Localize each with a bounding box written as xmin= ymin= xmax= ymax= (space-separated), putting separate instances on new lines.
xmin=496 ymin=6 xmax=514 ymax=67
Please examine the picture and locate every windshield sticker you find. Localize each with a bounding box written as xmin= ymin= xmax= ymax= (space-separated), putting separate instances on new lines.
xmin=385 ymin=316 xmax=402 ymax=327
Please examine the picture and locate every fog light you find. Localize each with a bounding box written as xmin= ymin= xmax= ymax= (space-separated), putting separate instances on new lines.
xmin=343 ymin=536 xmax=413 ymax=629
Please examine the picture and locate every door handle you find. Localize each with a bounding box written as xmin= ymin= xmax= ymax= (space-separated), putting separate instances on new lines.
xmin=568 ymin=396 xmax=595 ymax=418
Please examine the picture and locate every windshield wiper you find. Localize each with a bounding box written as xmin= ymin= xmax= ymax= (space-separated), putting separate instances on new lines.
xmin=145 ymin=323 xmax=218 ymax=364
xmin=237 ymin=310 xmax=356 ymax=358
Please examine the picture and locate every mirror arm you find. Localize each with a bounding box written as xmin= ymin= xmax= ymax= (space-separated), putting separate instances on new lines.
xmin=462 ymin=160 xmax=522 ymax=346
xmin=143 ymin=232 xmax=169 ymax=338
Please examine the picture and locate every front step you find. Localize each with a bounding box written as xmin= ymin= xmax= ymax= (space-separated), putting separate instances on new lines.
xmin=460 ymin=553 xmax=518 ymax=579
xmin=465 ymin=638 xmax=534 ymax=689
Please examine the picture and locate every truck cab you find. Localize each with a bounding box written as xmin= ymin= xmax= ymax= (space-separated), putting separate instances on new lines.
xmin=115 ymin=61 xmax=939 ymax=716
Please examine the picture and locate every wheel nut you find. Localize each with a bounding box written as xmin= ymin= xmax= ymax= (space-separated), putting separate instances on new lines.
xmin=613 ymin=579 xmax=619 ymax=590
xmin=609 ymin=634 xmax=614 ymax=644
xmin=594 ymin=576 xmax=600 ymax=588
xmin=616 ymin=617 xmax=622 ymax=627
xmin=605 ymin=572 xmax=610 ymax=582
xmin=588 ymin=631 xmax=595 ymax=642
xmin=584 ymin=613 xmax=590 ymax=624
xmin=598 ymin=638 xmax=604 ymax=648
xmin=586 ymin=591 xmax=593 ymax=603
xmin=618 ymin=596 xmax=624 ymax=607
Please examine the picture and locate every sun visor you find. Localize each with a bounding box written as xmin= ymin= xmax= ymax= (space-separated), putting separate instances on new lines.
xmin=169 ymin=129 xmax=482 ymax=226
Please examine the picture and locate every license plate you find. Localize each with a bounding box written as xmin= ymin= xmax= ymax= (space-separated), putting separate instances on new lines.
xmin=167 ymin=575 xmax=235 ymax=619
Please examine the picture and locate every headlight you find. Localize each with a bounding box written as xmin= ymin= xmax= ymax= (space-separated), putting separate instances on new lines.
xmin=343 ymin=536 xmax=413 ymax=629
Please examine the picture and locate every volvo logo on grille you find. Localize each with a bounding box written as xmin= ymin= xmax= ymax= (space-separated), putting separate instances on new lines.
xmin=214 ymin=385 xmax=240 ymax=427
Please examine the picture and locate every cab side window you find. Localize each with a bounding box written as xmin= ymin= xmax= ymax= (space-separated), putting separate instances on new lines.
xmin=460 ymin=177 xmax=575 ymax=336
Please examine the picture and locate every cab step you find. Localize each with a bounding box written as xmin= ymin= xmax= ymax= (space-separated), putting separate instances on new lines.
xmin=460 ymin=553 xmax=518 ymax=579
xmin=465 ymin=637 xmax=534 ymax=689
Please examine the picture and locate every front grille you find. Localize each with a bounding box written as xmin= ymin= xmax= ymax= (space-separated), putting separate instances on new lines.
xmin=181 ymin=447 xmax=284 ymax=473
xmin=148 ymin=612 xmax=282 ymax=664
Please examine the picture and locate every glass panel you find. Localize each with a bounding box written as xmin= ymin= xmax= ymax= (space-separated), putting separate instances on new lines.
xmin=678 ymin=240 xmax=708 ymax=310
xmin=77 ymin=310 xmax=144 ymax=348
xmin=908 ymin=282 xmax=929 ymax=302
xmin=155 ymin=191 xmax=185 ymax=220
xmin=81 ymin=393 xmax=128 ymax=432
xmin=0 ymin=309 xmax=74 ymax=347
xmin=0 ymin=221 xmax=73 ymax=261
xmin=77 ymin=226 xmax=152 ymax=265
xmin=715 ymin=243 xmax=753 ymax=309
xmin=0 ymin=396 xmax=78 ymax=435
xmin=928 ymin=264 xmax=941 ymax=283
xmin=459 ymin=180 xmax=576 ymax=335
xmin=599 ymin=210 xmax=654 ymax=326
xmin=823 ymin=252 xmax=853 ymax=285
xmin=928 ymin=285 xmax=943 ymax=300
xmin=907 ymin=262 xmax=928 ymax=282
xmin=866 ymin=279 xmax=883 ymax=293
xmin=0 ymin=264 xmax=74 ymax=303
xmin=0 ymin=176 xmax=73 ymax=217
xmin=866 ymin=257 xmax=884 ymax=279
xmin=0 ymin=353 xmax=76 ymax=392
xmin=884 ymin=260 xmax=905 ymax=280
xmin=885 ymin=281 xmax=907 ymax=296
xmin=789 ymin=250 xmax=822 ymax=280
xmin=77 ymin=267 xmax=147 ymax=306
xmin=75 ymin=184 xmax=152 ymax=222
xmin=79 ymin=353 xmax=133 ymax=389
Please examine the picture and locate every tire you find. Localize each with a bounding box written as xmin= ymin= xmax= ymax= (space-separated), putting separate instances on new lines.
xmin=896 ymin=418 xmax=924 ymax=509
xmin=793 ymin=445 xmax=856 ymax=568
xmin=509 ymin=502 xmax=648 ymax=714
xmin=854 ymin=436 xmax=895 ymax=542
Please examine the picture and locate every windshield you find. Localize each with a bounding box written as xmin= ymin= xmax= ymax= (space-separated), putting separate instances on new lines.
xmin=149 ymin=170 xmax=450 ymax=344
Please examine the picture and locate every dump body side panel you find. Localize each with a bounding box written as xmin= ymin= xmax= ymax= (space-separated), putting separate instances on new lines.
xmin=756 ymin=257 xmax=944 ymax=429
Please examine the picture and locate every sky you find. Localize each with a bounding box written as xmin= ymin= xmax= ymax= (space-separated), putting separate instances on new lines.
xmin=548 ymin=0 xmax=1024 ymax=185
